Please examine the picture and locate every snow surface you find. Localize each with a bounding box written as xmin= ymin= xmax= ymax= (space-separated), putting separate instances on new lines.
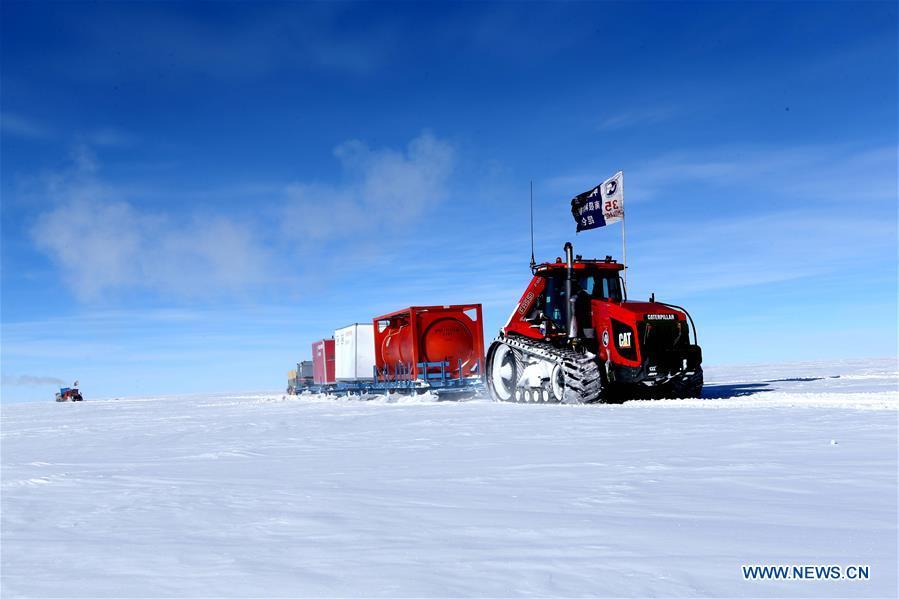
xmin=2 ymin=359 xmax=897 ymax=598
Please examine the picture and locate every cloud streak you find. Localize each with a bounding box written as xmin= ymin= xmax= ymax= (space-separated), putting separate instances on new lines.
xmin=70 ymin=4 xmax=391 ymax=79
xmin=282 ymin=132 xmax=454 ymax=240
xmin=544 ymin=143 xmax=897 ymax=206
xmin=630 ymin=210 xmax=897 ymax=297
xmin=599 ymin=106 xmax=678 ymax=131
xmin=1 ymin=112 xmax=52 ymax=139
xmin=2 ymin=374 xmax=67 ymax=386
xmin=627 ymin=144 xmax=897 ymax=203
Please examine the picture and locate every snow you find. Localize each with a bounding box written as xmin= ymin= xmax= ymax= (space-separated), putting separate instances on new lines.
xmin=2 ymin=359 xmax=896 ymax=598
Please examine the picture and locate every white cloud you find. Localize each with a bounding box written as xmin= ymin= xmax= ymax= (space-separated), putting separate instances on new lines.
xmin=29 ymin=133 xmax=456 ymax=302
xmin=34 ymin=198 xmax=142 ymax=299
xmin=1 ymin=112 xmax=135 ymax=147
xmin=30 ymin=152 xmax=273 ymax=302
xmin=33 ymin=199 xmax=274 ymax=301
xmin=1 ymin=112 xmax=52 ymax=139
xmin=283 ymin=132 xmax=454 ymax=240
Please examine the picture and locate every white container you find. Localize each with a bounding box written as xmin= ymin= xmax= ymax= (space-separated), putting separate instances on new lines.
xmin=334 ymin=323 xmax=376 ymax=381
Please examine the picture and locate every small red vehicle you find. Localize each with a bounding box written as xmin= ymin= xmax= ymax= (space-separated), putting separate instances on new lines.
xmin=486 ymin=242 xmax=703 ymax=403
xmin=55 ymin=384 xmax=83 ymax=402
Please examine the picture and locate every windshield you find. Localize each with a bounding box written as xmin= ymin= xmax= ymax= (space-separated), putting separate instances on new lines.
xmin=575 ymin=272 xmax=623 ymax=301
xmin=536 ymin=270 xmax=623 ymax=334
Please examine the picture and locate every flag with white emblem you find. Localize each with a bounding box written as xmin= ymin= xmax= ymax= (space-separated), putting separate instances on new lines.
xmin=570 ymin=171 xmax=624 ymax=233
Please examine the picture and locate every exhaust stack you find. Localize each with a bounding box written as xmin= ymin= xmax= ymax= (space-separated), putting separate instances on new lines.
xmin=564 ymin=242 xmax=577 ymax=339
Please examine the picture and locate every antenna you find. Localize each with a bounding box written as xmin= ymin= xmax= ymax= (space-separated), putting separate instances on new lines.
xmin=529 ymin=180 xmax=536 ymax=269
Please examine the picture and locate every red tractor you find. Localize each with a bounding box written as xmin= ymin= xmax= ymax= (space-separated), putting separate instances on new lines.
xmin=486 ymin=242 xmax=703 ymax=403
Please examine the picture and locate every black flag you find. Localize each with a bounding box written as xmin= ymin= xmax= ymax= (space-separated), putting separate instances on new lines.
xmin=570 ymin=185 xmax=605 ymax=232
xmin=570 ymin=171 xmax=624 ymax=233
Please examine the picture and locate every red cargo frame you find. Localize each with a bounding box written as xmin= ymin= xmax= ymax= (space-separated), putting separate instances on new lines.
xmin=312 ymin=338 xmax=336 ymax=384
xmin=372 ymin=304 xmax=485 ymax=382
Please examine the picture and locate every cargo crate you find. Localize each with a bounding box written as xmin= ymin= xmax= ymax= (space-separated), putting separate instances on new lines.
xmin=335 ymin=323 xmax=376 ymax=381
xmin=312 ymin=339 xmax=336 ymax=385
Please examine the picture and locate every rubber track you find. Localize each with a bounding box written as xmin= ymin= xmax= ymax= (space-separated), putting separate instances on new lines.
xmin=497 ymin=335 xmax=604 ymax=404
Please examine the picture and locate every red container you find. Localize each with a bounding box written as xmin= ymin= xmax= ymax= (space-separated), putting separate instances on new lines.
xmin=312 ymin=338 xmax=336 ymax=384
xmin=373 ymin=304 xmax=484 ymax=381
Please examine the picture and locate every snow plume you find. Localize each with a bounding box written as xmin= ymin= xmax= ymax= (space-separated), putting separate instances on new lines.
xmin=283 ymin=132 xmax=454 ymax=240
xmin=2 ymin=375 xmax=67 ymax=386
xmin=31 ymin=149 xmax=272 ymax=301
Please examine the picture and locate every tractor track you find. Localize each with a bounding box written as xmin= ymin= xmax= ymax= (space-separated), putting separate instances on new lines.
xmin=495 ymin=335 xmax=604 ymax=404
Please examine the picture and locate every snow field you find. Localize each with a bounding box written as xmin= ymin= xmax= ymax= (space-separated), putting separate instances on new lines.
xmin=1 ymin=358 xmax=896 ymax=597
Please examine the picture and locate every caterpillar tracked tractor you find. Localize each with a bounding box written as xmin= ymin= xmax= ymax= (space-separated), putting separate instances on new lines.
xmin=486 ymin=242 xmax=703 ymax=403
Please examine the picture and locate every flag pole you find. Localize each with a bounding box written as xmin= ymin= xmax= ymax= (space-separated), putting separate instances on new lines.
xmin=621 ymin=204 xmax=627 ymax=287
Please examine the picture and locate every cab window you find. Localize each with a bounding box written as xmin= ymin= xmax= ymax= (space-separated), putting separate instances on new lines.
xmin=576 ymin=272 xmax=622 ymax=301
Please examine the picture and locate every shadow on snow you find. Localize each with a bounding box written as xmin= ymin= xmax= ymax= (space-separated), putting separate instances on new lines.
xmin=701 ymin=375 xmax=841 ymax=399
xmin=764 ymin=376 xmax=839 ymax=383
xmin=701 ymin=382 xmax=773 ymax=399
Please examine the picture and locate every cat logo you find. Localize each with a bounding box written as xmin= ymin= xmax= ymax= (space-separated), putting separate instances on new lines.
xmin=618 ymin=331 xmax=632 ymax=348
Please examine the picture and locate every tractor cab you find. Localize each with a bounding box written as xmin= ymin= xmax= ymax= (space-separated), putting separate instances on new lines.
xmin=506 ymin=253 xmax=624 ymax=342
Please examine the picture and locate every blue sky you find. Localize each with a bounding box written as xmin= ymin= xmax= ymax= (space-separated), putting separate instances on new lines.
xmin=2 ymin=1 xmax=896 ymax=402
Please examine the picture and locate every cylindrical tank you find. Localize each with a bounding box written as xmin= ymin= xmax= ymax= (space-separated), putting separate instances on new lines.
xmin=421 ymin=317 xmax=475 ymax=368
xmin=381 ymin=318 xmax=412 ymax=365
xmin=373 ymin=305 xmax=484 ymax=381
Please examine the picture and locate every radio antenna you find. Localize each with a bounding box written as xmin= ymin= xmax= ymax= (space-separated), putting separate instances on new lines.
xmin=529 ymin=180 xmax=536 ymax=270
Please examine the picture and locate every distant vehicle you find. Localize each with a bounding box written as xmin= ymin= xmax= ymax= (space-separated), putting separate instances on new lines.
xmin=55 ymin=382 xmax=83 ymax=402
xmin=287 ymin=361 xmax=314 ymax=394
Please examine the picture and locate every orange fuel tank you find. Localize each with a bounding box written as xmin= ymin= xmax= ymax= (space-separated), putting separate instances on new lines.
xmin=373 ymin=305 xmax=484 ymax=381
